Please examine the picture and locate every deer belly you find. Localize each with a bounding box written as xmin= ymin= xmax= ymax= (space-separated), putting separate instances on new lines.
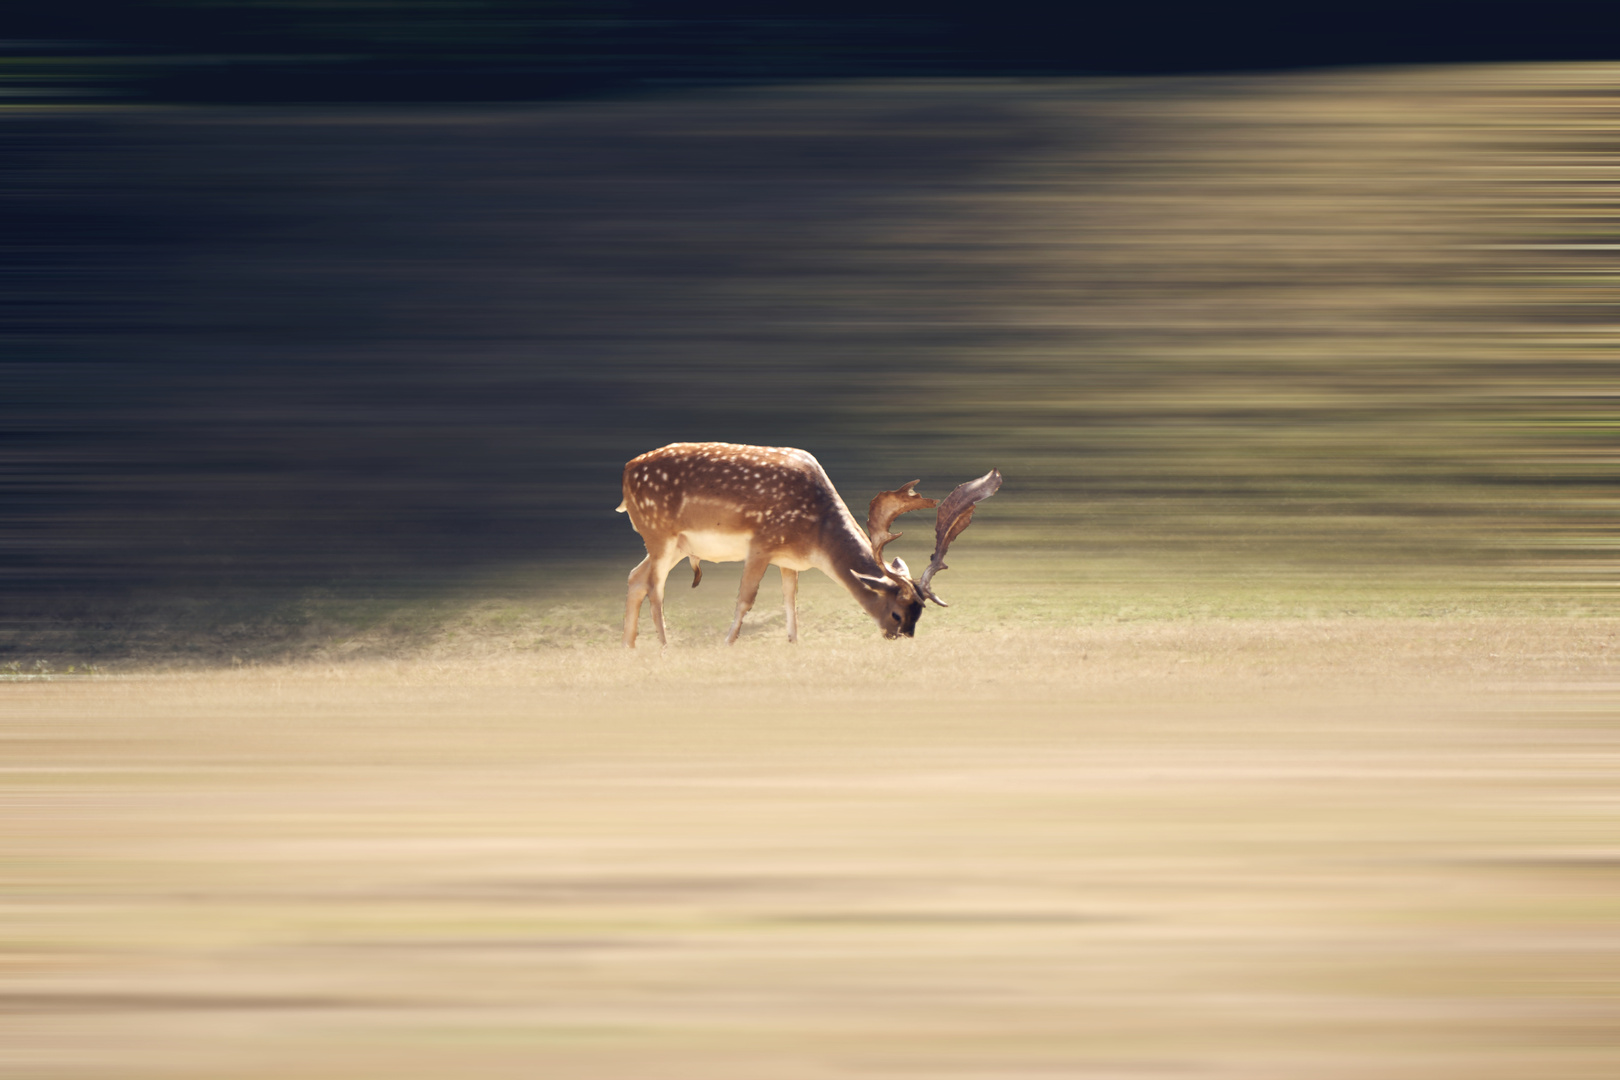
xmin=677 ymin=530 xmax=753 ymax=563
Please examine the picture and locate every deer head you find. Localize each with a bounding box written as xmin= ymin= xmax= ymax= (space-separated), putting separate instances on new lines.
xmin=851 ymin=470 xmax=1002 ymax=637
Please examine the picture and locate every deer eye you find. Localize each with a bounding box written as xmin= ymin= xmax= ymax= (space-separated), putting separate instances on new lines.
xmin=891 ymin=612 xmax=902 ymax=622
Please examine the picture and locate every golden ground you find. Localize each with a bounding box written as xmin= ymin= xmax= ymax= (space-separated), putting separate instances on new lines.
xmin=6 ymin=617 xmax=1618 ymax=1079
xmin=6 ymin=61 xmax=1620 ymax=1076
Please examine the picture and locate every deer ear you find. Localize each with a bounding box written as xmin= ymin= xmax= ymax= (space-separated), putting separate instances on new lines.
xmin=887 ymin=556 xmax=911 ymax=579
xmin=850 ymin=570 xmax=897 ymax=593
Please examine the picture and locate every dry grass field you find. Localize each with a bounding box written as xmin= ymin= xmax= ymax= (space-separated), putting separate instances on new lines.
xmin=6 ymin=611 xmax=1619 ymax=1079
xmin=7 ymin=61 xmax=1620 ymax=1078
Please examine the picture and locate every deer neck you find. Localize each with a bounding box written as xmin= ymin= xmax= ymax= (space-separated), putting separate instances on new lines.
xmin=819 ymin=514 xmax=887 ymax=595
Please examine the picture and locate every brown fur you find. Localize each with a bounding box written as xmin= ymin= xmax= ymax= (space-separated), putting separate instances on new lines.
xmin=620 ymin=443 xmax=924 ymax=647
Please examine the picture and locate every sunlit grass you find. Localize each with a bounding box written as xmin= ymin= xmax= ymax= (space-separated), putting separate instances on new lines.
xmin=7 ymin=616 xmax=1618 ymax=1078
xmin=7 ymin=536 xmax=1616 ymax=674
xmin=8 ymin=64 xmax=1620 ymax=1080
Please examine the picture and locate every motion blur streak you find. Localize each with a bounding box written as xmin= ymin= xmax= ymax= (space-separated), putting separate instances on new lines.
xmin=5 ymin=66 xmax=1620 ymax=631
xmin=3 ymin=629 xmax=1619 ymax=1078
xmin=5 ymin=61 xmax=1620 ymax=1080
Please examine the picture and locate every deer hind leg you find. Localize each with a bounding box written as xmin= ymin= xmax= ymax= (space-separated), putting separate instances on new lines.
xmin=780 ymin=567 xmax=799 ymax=644
xmin=690 ymin=555 xmax=702 ymax=588
xmin=724 ymin=551 xmax=772 ymax=645
xmin=624 ymin=555 xmax=653 ymax=648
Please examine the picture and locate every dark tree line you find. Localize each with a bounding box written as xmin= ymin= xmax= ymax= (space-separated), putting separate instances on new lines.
xmin=9 ymin=1 xmax=1620 ymax=104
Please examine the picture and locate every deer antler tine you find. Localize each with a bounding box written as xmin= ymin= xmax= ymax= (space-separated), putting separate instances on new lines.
xmin=867 ymin=480 xmax=938 ymax=565
xmin=917 ymin=468 xmax=1002 ymax=606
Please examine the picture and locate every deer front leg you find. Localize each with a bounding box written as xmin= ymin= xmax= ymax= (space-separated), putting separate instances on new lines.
xmin=780 ymin=567 xmax=799 ymax=643
xmin=648 ymin=553 xmax=680 ymax=648
xmin=624 ymin=555 xmax=652 ymax=648
xmin=725 ymin=551 xmax=771 ymax=645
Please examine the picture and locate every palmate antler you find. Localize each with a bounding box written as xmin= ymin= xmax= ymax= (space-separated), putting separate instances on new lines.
xmin=917 ymin=468 xmax=1002 ymax=606
xmin=866 ymin=481 xmax=938 ymax=566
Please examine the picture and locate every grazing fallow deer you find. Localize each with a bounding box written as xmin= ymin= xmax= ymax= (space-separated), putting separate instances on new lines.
xmin=617 ymin=442 xmax=1001 ymax=647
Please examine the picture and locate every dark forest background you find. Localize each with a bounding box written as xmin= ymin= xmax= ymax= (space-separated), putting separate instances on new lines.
xmin=4 ymin=2 xmax=1618 ymax=647
xmin=9 ymin=1 xmax=1620 ymax=103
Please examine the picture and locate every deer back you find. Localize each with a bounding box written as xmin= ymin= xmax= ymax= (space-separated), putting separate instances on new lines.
xmin=622 ymin=443 xmax=860 ymax=561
